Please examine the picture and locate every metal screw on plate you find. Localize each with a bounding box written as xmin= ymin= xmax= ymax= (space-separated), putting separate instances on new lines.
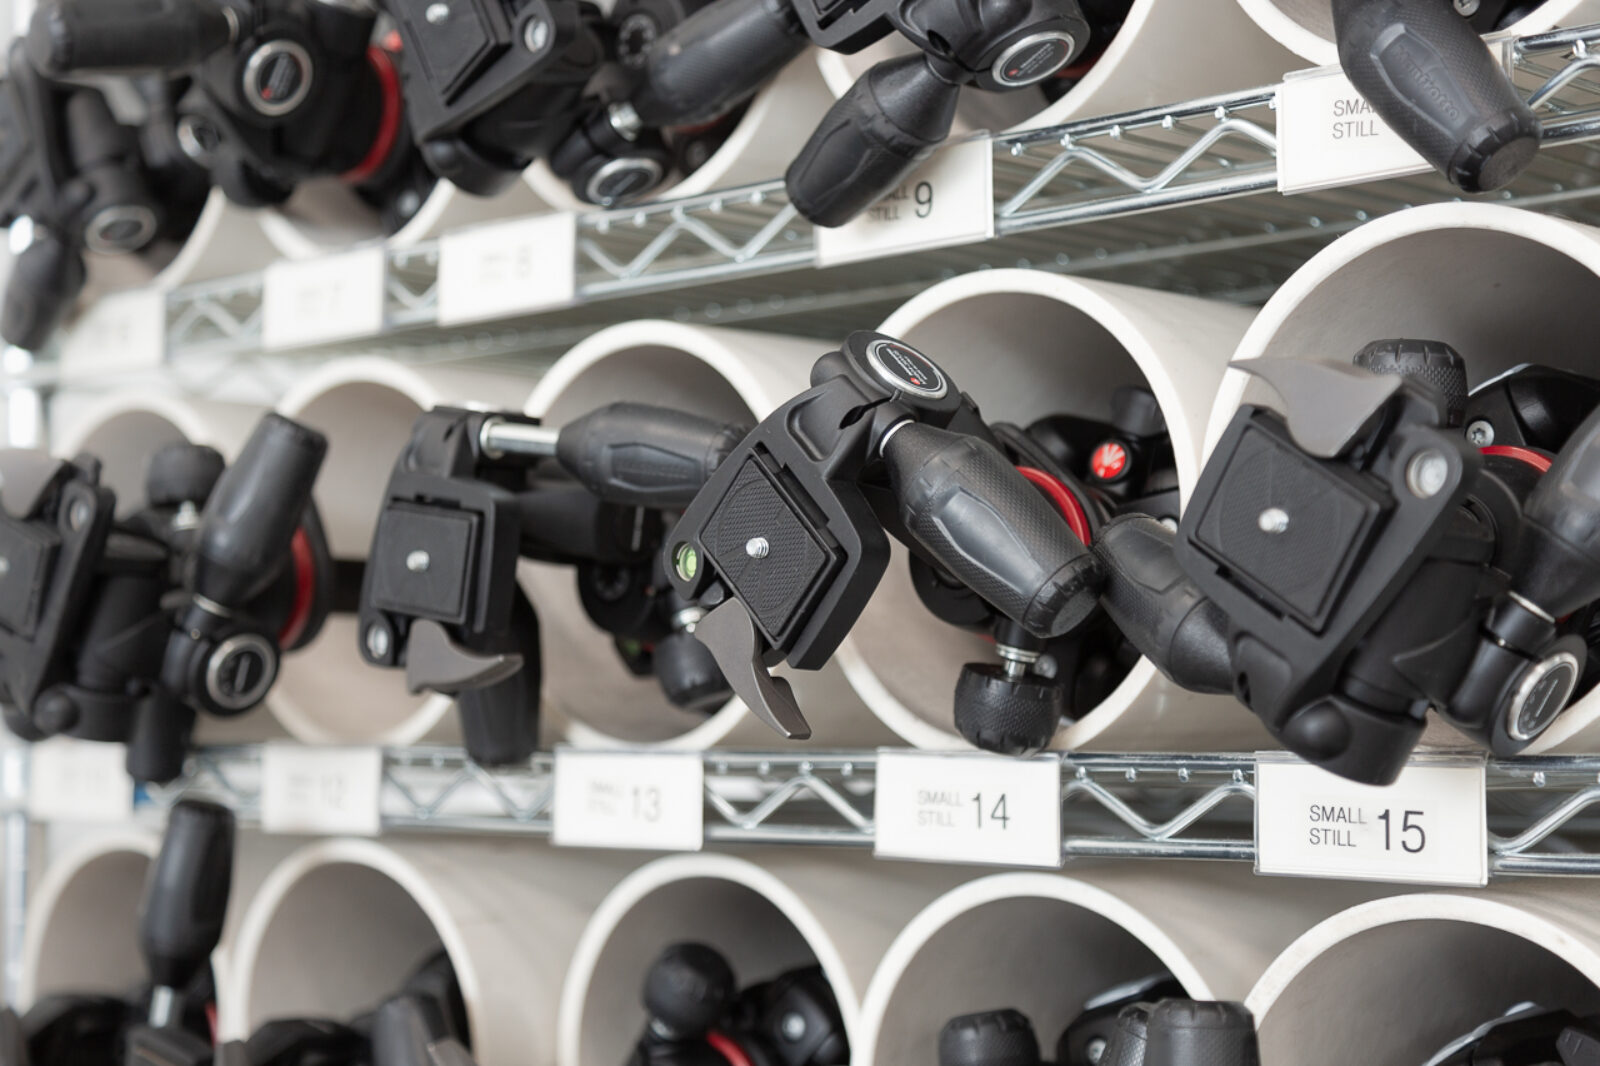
xmin=745 ymin=536 xmax=770 ymax=559
xmin=364 ymin=624 xmax=390 ymax=659
xmin=67 ymin=499 xmax=90 ymax=531
xmin=780 ymin=1012 xmax=807 ymax=1042
xmin=523 ymin=16 xmax=551 ymax=51
xmin=0 ymin=557 xmax=9 ymax=578
xmin=406 ymin=550 xmax=431 ymax=572
xmin=1257 ymin=506 xmax=1289 ymax=534
xmin=1467 ymin=419 xmax=1495 ymax=446
xmin=1085 ymin=1037 xmax=1107 ymax=1064
xmin=425 ymin=2 xmax=449 ymax=22
xmin=1406 ymin=449 xmax=1450 ymax=498
xmin=1454 ymin=0 xmax=1480 ymax=14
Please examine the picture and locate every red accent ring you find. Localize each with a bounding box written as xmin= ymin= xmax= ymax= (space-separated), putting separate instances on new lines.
xmin=1481 ymin=445 xmax=1553 ymax=473
xmin=277 ymin=527 xmax=317 ymax=649
xmin=342 ymin=46 xmax=404 ymax=186
xmin=1017 ymin=465 xmax=1092 ymax=545
xmin=707 ymin=1032 xmax=755 ymax=1066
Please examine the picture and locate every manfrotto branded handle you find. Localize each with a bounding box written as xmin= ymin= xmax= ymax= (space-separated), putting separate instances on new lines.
xmin=1331 ymin=0 xmax=1539 ymax=192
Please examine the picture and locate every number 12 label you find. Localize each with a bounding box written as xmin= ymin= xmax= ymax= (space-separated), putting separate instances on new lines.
xmin=874 ymin=750 xmax=1061 ymax=867
xmin=1255 ymin=753 xmax=1487 ymax=886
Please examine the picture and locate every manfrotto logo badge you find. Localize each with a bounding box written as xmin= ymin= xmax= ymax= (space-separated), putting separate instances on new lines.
xmin=866 ymin=339 xmax=949 ymax=399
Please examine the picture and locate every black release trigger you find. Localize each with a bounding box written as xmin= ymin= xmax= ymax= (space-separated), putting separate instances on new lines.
xmin=692 ymin=600 xmax=811 ymax=740
xmin=404 ymin=619 xmax=523 ymax=695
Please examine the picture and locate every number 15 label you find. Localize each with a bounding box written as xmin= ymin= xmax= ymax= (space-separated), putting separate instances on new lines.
xmin=875 ymin=750 xmax=1061 ymax=867
xmin=1255 ymin=753 xmax=1486 ymax=886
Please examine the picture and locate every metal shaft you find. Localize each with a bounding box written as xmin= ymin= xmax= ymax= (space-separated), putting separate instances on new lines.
xmin=479 ymin=417 xmax=559 ymax=459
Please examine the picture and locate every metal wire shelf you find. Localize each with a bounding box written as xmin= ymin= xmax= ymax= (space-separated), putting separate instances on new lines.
xmin=22 ymin=18 xmax=1593 ymax=398
xmin=58 ymin=745 xmax=1584 ymax=878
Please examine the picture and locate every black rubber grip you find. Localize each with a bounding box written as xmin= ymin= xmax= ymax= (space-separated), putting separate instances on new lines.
xmin=1143 ymin=1000 xmax=1259 ymax=1066
xmin=939 ymin=1010 xmax=1041 ymax=1066
xmin=1331 ymin=0 xmax=1539 ymax=192
xmin=140 ymin=799 xmax=234 ymax=992
xmin=630 ymin=0 xmax=807 ymax=127
xmin=882 ymin=421 xmax=1101 ymax=638
xmin=456 ymin=593 xmax=541 ymax=767
xmin=786 ymin=54 xmax=958 ymax=227
xmin=2 ymin=232 xmax=86 ymax=351
xmin=1513 ymin=403 xmax=1600 ymax=616
xmin=643 ymin=943 xmax=734 ymax=1037
xmin=27 ymin=0 xmax=232 ymax=76
xmin=557 ymin=403 xmax=748 ymax=509
xmin=191 ymin=414 xmax=327 ymax=609
xmin=1093 ymin=515 xmax=1233 ymax=694
xmin=1352 ymin=338 xmax=1468 ymax=426
xmin=125 ymin=691 xmax=196 ymax=785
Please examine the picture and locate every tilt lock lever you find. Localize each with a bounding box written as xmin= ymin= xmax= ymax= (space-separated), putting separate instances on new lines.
xmin=664 ymin=331 xmax=1103 ymax=740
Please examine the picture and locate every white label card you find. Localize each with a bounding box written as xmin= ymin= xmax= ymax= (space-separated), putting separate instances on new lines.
xmin=260 ymin=744 xmax=383 ymax=836
xmin=437 ymin=213 xmax=577 ymax=325
xmin=59 ymin=288 xmax=165 ymax=380
xmin=552 ymin=749 xmax=703 ymax=851
xmin=815 ymin=137 xmax=995 ymax=266
xmin=1276 ymin=65 xmax=1433 ymax=194
xmin=1255 ymin=753 xmax=1487 ymax=886
xmin=262 ymin=247 xmax=386 ymax=349
xmin=28 ymin=739 xmax=134 ymax=822
xmin=874 ymin=750 xmax=1061 ymax=868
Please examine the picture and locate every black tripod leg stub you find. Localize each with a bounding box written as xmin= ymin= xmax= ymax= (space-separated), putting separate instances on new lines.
xmin=953 ymin=662 xmax=1063 ymax=755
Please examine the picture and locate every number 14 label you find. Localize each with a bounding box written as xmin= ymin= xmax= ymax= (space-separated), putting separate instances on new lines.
xmin=874 ymin=750 xmax=1061 ymax=867
xmin=1255 ymin=753 xmax=1487 ymax=886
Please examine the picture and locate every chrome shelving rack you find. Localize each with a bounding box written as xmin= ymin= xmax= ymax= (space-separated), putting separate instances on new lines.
xmin=24 ymin=19 xmax=1599 ymax=393
xmin=116 ymin=745 xmax=1600 ymax=877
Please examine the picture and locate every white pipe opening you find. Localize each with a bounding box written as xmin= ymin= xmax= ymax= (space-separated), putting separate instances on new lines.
xmin=222 ymin=838 xmax=631 ymax=1066
xmin=844 ymin=269 xmax=1265 ymax=752
xmin=558 ymin=851 xmax=963 ymax=1066
xmin=1247 ymin=884 xmax=1600 ymax=1066
xmin=1234 ymin=0 xmax=1600 ymax=67
xmin=523 ymin=57 xmax=835 ymax=212
xmin=1215 ymin=202 xmax=1600 ymax=755
xmin=273 ymin=358 xmax=540 ymax=746
xmin=523 ymin=321 xmax=885 ymax=749
xmin=857 ymin=863 xmax=1379 ymax=1066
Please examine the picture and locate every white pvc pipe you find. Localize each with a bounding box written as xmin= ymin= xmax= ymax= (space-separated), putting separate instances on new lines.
xmin=846 ymin=269 xmax=1266 ymax=752
xmin=1235 ymin=0 xmax=1600 ymax=68
xmin=20 ymin=831 xmax=157 ymax=1006
xmin=223 ymin=837 xmax=632 ymax=1066
xmin=523 ymin=56 xmax=836 ymax=212
xmin=273 ymin=357 xmax=542 ymax=747
xmin=259 ymin=177 xmax=550 ymax=260
xmin=817 ymin=0 xmax=1297 ymax=138
xmin=1216 ymin=202 xmax=1600 ymax=755
xmin=523 ymin=320 xmax=886 ymax=749
xmin=558 ymin=851 xmax=966 ymax=1066
xmin=21 ymin=828 xmax=297 ymax=1012
xmin=1247 ymin=882 xmax=1600 ymax=1066
xmin=858 ymin=863 xmax=1381 ymax=1066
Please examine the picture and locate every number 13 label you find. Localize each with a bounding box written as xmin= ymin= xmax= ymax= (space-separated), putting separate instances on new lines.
xmin=1255 ymin=753 xmax=1487 ymax=886
xmin=552 ymin=749 xmax=704 ymax=851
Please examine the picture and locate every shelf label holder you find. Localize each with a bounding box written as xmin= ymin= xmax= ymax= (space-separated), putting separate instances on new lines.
xmin=551 ymin=748 xmax=704 ymax=851
xmin=874 ymin=749 xmax=1061 ymax=867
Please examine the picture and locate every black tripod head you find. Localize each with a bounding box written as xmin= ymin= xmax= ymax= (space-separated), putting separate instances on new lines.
xmin=631 ymin=943 xmax=847 ymax=1066
xmin=0 ymin=414 xmax=332 ymax=783
xmin=28 ymin=0 xmax=432 ymax=228
xmin=1095 ymin=339 xmax=1600 ymax=783
xmin=666 ymin=331 xmax=1102 ymax=742
xmin=360 ymin=402 xmax=745 ymax=765
xmin=940 ymin=994 xmax=1257 ymax=1066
